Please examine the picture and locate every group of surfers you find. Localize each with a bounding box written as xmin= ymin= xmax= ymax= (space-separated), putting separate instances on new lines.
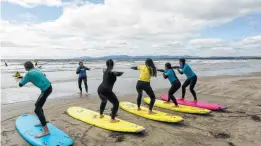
xmin=18 ymin=58 xmax=198 ymax=138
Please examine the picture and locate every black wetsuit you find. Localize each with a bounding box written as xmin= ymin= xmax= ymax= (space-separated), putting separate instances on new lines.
xmin=98 ymin=69 xmax=123 ymax=119
xmin=35 ymin=85 xmax=52 ymax=126
xmin=136 ymin=80 xmax=156 ymax=111
xmin=182 ymin=75 xmax=197 ymax=100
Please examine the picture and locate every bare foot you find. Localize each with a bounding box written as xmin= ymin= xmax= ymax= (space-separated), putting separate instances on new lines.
xmin=173 ymin=105 xmax=179 ymax=108
xmin=164 ymin=101 xmax=170 ymax=104
xmin=100 ymin=114 xmax=104 ymax=118
xmin=110 ymin=119 xmax=120 ymax=123
xmin=34 ymin=121 xmax=49 ymax=127
xmin=35 ymin=131 xmax=50 ymax=138
xmin=78 ymin=92 xmax=82 ymax=95
xmin=148 ymin=111 xmax=156 ymax=115
xmin=35 ymin=126 xmax=50 ymax=138
xmin=137 ymin=107 xmax=141 ymax=111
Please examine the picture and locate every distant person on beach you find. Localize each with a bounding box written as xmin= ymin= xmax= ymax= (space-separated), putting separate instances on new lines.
xmin=19 ymin=61 xmax=52 ymax=138
xmin=131 ymin=58 xmax=157 ymax=114
xmin=5 ymin=62 xmax=8 ymax=66
xmin=34 ymin=60 xmax=38 ymax=67
xmin=14 ymin=71 xmax=22 ymax=78
xmin=157 ymin=62 xmax=180 ymax=107
xmin=172 ymin=58 xmax=198 ymax=101
xmin=76 ymin=62 xmax=90 ymax=95
xmin=97 ymin=59 xmax=123 ymax=123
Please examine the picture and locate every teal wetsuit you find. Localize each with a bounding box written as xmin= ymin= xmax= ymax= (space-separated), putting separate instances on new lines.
xmin=20 ymin=68 xmax=51 ymax=91
xmin=19 ymin=68 xmax=52 ymax=126
xmin=178 ymin=63 xmax=197 ymax=100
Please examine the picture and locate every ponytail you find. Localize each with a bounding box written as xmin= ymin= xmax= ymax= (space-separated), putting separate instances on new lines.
xmin=145 ymin=58 xmax=157 ymax=77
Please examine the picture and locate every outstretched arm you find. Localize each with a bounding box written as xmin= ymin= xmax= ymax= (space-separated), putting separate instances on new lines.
xmin=131 ymin=66 xmax=138 ymax=70
xmin=157 ymin=69 xmax=165 ymax=72
xmin=19 ymin=74 xmax=29 ymax=87
xmin=112 ymin=71 xmax=124 ymax=76
xmin=163 ymin=72 xmax=168 ymax=79
xmin=177 ymin=65 xmax=187 ymax=75
xmin=84 ymin=66 xmax=90 ymax=70
xmin=76 ymin=67 xmax=81 ymax=74
xmin=171 ymin=66 xmax=180 ymax=69
xmin=177 ymin=69 xmax=183 ymax=75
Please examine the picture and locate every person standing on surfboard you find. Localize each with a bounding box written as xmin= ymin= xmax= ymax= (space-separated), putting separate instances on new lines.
xmin=98 ymin=59 xmax=123 ymax=123
xmin=157 ymin=63 xmax=180 ymax=107
xmin=19 ymin=61 xmax=52 ymax=138
xmin=76 ymin=62 xmax=90 ymax=95
xmin=131 ymin=58 xmax=157 ymax=114
xmin=173 ymin=58 xmax=198 ymax=101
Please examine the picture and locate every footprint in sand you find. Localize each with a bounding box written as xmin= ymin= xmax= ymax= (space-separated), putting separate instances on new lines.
xmin=1 ymin=130 xmax=15 ymax=136
xmin=251 ymin=115 xmax=261 ymax=122
xmin=209 ymin=131 xmax=230 ymax=139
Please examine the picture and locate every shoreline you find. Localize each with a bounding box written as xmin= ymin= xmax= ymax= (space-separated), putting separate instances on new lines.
xmin=1 ymin=73 xmax=261 ymax=146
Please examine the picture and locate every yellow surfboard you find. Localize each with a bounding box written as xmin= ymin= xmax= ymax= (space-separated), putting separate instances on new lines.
xmin=67 ymin=107 xmax=145 ymax=133
xmin=143 ymin=98 xmax=211 ymax=114
xmin=120 ymin=102 xmax=184 ymax=123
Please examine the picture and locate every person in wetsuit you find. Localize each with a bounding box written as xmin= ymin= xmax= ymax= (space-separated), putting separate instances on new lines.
xmin=34 ymin=60 xmax=38 ymax=67
xmin=131 ymin=58 xmax=157 ymax=114
xmin=173 ymin=58 xmax=198 ymax=101
xmin=76 ymin=62 xmax=90 ymax=95
xmin=158 ymin=63 xmax=180 ymax=107
xmin=19 ymin=61 xmax=52 ymax=138
xmin=14 ymin=71 xmax=23 ymax=78
xmin=98 ymin=59 xmax=123 ymax=123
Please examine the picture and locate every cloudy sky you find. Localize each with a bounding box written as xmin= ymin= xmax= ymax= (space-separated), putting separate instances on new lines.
xmin=1 ymin=0 xmax=261 ymax=59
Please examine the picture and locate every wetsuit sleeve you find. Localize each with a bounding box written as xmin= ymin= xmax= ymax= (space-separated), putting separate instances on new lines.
xmin=76 ymin=67 xmax=81 ymax=74
xmin=176 ymin=65 xmax=184 ymax=75
xmin=84 ymin=66 xmax=90 ymax=70
xmin=180 ymin=65 xmax=188 ymax=74
xmin=171 ymin=66 xmax=180 ymax=69
xmin=112 ymin=71 xmax=124 ymax=76
xmin=157 ymin=69 xmax=165 ymax=72
xmin=163 ymin=70 xmax=169 ymax=79
xmin=131 ymin=66 xmax=138 ymax=70
xmin=19 ymin=73 xmax=30 ymax=87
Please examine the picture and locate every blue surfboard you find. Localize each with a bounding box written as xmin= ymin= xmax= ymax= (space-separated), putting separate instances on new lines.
xmin=16 ymin=114 xmax=73 ymax=146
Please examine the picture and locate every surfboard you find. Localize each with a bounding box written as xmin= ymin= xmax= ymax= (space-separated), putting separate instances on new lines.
xmin=120 ymin=101 xmax=183 ymax=123
xmin=67 ymin=107 xmax=145 ymax=133
xmin=143 ymin=97 xmax=211 ymax=114
xmin=16 ymin=114 xmax=73 ymax=146
xmin=161 ymin=94 xmax=226 ymax=111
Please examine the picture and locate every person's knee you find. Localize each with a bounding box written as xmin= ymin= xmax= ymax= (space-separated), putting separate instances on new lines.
xmin=189 ymin=86 xmax=194 ymax=92
xmin=34 ymin=106 xmax=41 ymax=114
xmin=150 ymin=96 xmax=155 ymax=103
xmin=101 ymin=99 xmax=107 ymax=104
xmin=114 ymin=100 xmax=119 ymax=108
xmin=168 ymin=90 xmax=173 ymax=96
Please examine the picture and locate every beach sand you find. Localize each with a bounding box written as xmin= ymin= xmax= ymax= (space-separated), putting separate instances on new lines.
xmin=1 ymin=73 xmax=261 ymax=146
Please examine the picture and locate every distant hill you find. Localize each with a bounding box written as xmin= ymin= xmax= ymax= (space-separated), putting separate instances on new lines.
xmin=74 ymin=55 xmax=261 ymax=60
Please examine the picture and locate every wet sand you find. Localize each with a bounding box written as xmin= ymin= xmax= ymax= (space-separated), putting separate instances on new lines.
xmin=1 ymin=73 xmax=261 ymax=146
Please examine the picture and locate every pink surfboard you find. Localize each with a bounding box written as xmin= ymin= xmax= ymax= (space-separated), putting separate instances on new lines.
xmin=160 ymin=94 xmax=226 ymax=111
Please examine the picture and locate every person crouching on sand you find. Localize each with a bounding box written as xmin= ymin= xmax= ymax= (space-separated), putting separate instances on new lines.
xmin=97 ymin=59 xmax=123 ymax=123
